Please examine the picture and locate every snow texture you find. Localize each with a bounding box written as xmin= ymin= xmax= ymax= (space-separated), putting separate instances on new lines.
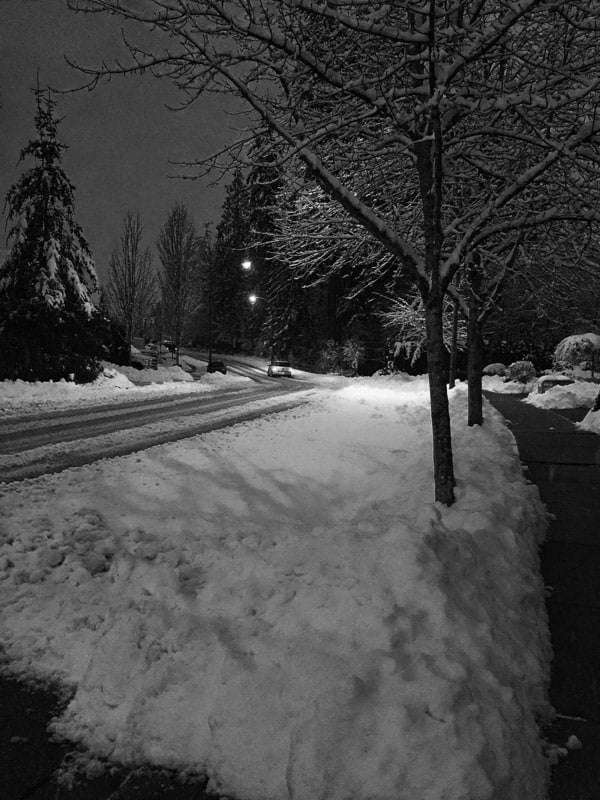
xmin=0 ymin=361 xmax=250 ymax=419
xmin=0 ymin=369 xmax=561 ymax=800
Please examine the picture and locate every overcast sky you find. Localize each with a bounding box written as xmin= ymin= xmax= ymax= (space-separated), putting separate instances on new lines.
xmin=1 ymin=0 xmax=236 ymax=285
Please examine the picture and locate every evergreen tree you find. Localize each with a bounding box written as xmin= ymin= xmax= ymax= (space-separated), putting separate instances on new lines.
xmin=245 ymin=144 xmax=320 ymax=363
xmin=0 ymin=88 xmax=104 ymax=382
xmin=211 ymin=170 xmax=251 ymax=350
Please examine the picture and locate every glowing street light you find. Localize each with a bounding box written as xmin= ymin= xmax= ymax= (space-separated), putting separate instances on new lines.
xmin=248 ymin=294 xmax=272 ymax=360
xmin=241 ymin=259 xmax=252 ymax=271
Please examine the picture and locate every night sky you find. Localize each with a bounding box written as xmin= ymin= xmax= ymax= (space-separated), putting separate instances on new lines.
xmin=1 ymin=0 xmax=236 ymax=285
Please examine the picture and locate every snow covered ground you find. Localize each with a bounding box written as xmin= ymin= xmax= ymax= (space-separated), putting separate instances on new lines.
xmin=0 ymin=366 xmax=595 ymax=799
xmin=0 ymin=359 xmax=252 ymax=419
xmin=482 ymin=373 xmax=600 ymax=433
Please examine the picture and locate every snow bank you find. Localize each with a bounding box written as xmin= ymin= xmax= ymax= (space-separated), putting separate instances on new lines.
xmin=0 ymin=363 xmax=251 ymax=418
xmin=0 ymin=378 xmax=551 ymax=800
xmin=525 ymin=380 xmax=599 ymax=410
xmin=578 ymin=407 xmax=600 ymax=433
xmin=482 ymin=375 xmax=537 ymax=394
xmin=111 ymin=362 xmax=194 ymax=383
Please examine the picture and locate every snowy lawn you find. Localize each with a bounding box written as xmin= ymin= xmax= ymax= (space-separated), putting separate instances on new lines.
xmin=0 ymin=373 xmax=554 ymax=800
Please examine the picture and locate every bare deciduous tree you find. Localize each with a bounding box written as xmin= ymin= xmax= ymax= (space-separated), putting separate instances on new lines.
xmin=76 ymin=1 xmax=600 ymax=504
xmin=157 ymin=203 xmax=200 ymax=364
xmin=105 ymin=210 xmax=156 ymax=347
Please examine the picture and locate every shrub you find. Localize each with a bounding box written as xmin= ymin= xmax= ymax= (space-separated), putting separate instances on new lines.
xmin=342 ymin=339 xmax=366 ymax=374
xmin=505 ymin=360 xmax=536 ymax=383
xmin=317 ymin=340 xmax=343 ymax=373
xmin=483 ymin=362 xmax=507 ymax=376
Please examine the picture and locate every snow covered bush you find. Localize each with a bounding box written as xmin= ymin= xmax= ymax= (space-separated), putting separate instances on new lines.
xmin=341 ymin=339 xmax=366 ymax=374
xmin=505 ymin=360 xmax=536 ymax=384
xmin=553 ymin=333 xmax=600 ymax=377
xmin=483 ymin=363 xmax=507 ymax=376
xmin=317 ymin=340 xmax=344 ymax=374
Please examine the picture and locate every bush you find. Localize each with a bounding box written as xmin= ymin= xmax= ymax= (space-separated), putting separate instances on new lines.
xmin=505 ymin=360 xmax=536 ymax=383
xmin=0 ymin=304 xmax=105 ymax=384
xmin=342 ymin=339 xmax=366 ymax=375
xmin=483 ymin=362 xmax=507 ymax=376
xmin=317 ymin=340 xmax=344 ymax=374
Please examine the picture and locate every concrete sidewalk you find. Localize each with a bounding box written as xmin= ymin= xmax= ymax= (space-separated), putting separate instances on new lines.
xmin=485 ymin=392 xmax=600 ymax=800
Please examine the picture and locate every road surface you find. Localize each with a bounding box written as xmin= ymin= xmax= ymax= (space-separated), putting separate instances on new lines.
xmin=0 ymin=370 xmax=311 ymax=483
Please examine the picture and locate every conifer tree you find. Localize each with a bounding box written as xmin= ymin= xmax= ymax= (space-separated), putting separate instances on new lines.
xmin=0 ymin=88 xmax=104 ymax=382
xmin=211 ymin=170 xmax=251 ymax=350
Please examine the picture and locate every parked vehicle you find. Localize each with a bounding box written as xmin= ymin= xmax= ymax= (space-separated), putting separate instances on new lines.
xmin=267 ymin=360 xmax=292 ymax=377
xmin=537 ymin=373 xmax=574 ymax=394
xmin=207 ymin=360 xmax=227 ymax=374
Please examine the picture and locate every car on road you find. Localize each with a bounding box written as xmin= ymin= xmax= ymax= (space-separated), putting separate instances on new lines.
xmin=267 ymin=360 xmax=292 ymax=377
xmin=206 ymin=360 xmax=227 ymax=374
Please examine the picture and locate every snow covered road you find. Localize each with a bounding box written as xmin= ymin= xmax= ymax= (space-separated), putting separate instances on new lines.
xmin=0 ymin=386 xmax=312 ymax=483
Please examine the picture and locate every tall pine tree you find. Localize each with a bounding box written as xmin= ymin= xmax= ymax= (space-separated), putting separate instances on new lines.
xmin=246 ymin=146 xmax=316 ymax=361
xmin=0 ymin=88 xmax=104 ymax=382
xmin=211 ymin=170 xmax=251 ymax=350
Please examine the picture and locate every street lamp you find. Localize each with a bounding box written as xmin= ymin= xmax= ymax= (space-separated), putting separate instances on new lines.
xmin=241 ymin=259 xmax=252 ymax=271
xmin=207 ymin=274 xmax=214 ymax=365
xmin=248 ymin=294 xmax=273 ymax=361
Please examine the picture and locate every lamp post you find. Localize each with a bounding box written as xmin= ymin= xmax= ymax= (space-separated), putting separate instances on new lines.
xmin=248 ymin=293 xmax=273 ymax=362
xmin=207 ymin=283 xmax=213 ymax=365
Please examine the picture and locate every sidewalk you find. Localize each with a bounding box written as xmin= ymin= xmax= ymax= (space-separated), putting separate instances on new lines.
xmin=485 ymin=391 xmax=600 ymax=800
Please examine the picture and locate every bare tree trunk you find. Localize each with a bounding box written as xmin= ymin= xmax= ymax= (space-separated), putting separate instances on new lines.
xmin=425 ymin=300 xmax=456 ymax=505
xmin=415 ymin=75 xmax=456 ymax=505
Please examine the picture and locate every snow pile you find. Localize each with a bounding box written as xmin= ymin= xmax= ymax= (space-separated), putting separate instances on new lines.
xmin=0 ymin=364 xmax=251 ymax=418
xmin=113 ymin=362 xmax=195 ymax=383
xmin=525 ymin=380 xmax=599 ymax=410
xmin=482 ymin=375 xmax=537 ymax=394
xmin=578 ymin=407 xmax=600 ymax=434
xmin=0 ymin=377 xmax=551 ymax=800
